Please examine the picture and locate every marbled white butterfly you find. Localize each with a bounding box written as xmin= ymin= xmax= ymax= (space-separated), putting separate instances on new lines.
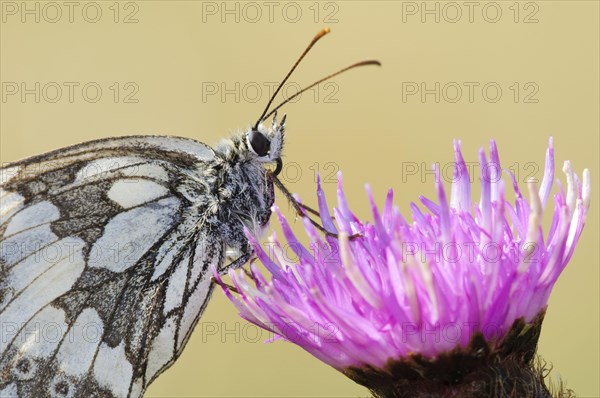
xmin=0 ymin=28 xmax=379 ymax=397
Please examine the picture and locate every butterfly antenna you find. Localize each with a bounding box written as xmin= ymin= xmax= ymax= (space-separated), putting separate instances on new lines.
xmin=254 ymin=28 xmax=331 ymax=129
xmin=263 ymin=60 xmax=380 ymax=121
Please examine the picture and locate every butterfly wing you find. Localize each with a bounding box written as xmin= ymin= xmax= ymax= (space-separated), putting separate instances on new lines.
xmin=0 ymin=136 xmax=224 ymax=397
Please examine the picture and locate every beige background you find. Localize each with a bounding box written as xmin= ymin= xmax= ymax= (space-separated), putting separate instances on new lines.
xmin=1 ymin=1 xmax=598 ymax=397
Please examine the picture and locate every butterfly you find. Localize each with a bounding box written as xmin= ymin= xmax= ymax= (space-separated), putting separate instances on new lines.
xmin=0 ymin=28 xmax=379 ymax=398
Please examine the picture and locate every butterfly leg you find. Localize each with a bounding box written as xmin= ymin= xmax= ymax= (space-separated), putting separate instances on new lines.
xmin=243 ymin=257 xmax=258 ymax=280
xmin=271 ymin=175 xmax=332 ymax=233
xmin=272 ymin=175 xmax=360 ymax=239
xmin=295 ymin=201 xmax=321 ymax=217
xmin=211 ymin=246 xmax=256 ymax=292
xmin=217 ymin=246 xmax=253 ymax=276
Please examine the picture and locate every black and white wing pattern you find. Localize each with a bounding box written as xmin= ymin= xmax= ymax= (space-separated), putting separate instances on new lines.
xmin=0 ymin=136 xmax=225 ymax=398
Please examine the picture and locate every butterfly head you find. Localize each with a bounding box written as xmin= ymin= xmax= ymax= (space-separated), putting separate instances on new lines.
xmin=247 ymin=112 xmax=285 ymax=171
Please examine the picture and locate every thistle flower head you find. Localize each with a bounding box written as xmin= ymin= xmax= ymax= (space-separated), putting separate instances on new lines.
xmin=213 ymin=139 xmax=590 ymax=396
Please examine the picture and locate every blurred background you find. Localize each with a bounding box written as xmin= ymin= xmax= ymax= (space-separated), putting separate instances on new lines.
xmin=1 ymin=1 xmax=598 ymax=396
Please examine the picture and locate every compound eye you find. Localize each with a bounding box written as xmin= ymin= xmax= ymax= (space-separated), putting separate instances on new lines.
xmin=250 ymin=130 xmax=270 ymax=157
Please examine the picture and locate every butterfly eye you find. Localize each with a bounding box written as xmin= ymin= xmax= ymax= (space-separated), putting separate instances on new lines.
xmin=250 ymin=130 xmax=270 ymax=157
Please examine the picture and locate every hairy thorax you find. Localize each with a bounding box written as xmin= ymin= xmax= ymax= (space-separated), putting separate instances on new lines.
xmin=211 ymin=136 xmax=275 ymax=253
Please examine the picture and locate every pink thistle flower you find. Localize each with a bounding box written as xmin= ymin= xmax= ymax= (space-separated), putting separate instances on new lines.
xmin=213 ymin=139 xmax=590 ymax=397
